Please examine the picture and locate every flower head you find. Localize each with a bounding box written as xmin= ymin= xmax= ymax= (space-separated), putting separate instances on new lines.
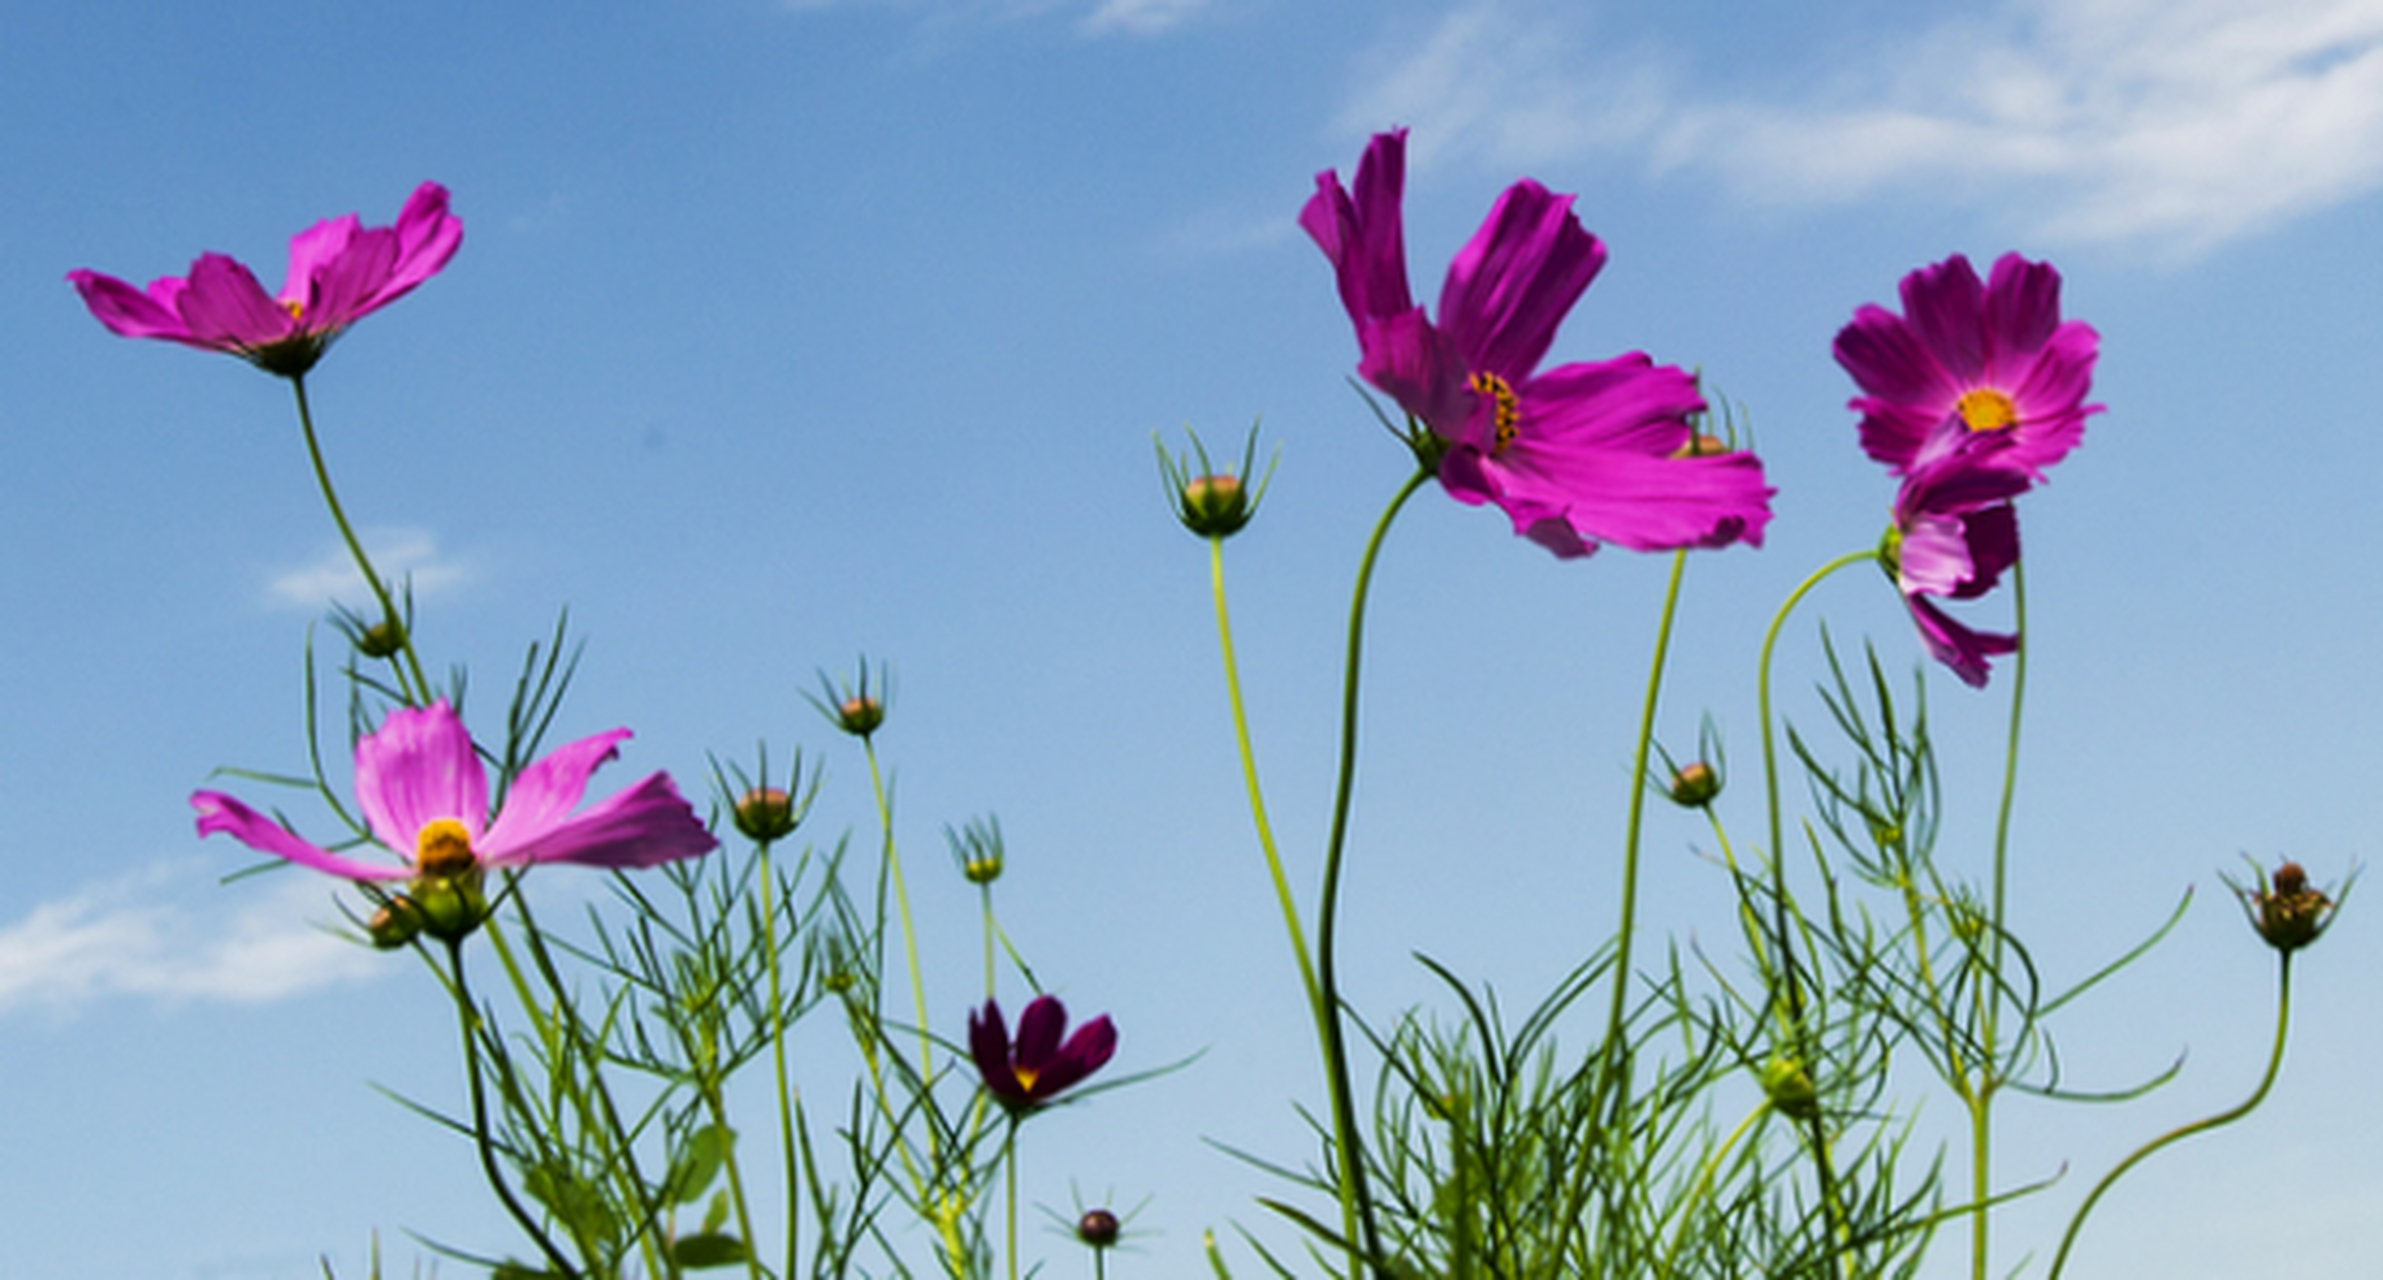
xmin=1881 ymin=423 xmax=2031 ymax=687
xmin=969 ymin=994 xmax=1117 ymax=1115
xmin=1302 ymin=130 xmax=1772 ymax=558
xmin=2228 ymin=859 xmax=2350 ymax=954
xmin=193 ymin=700 xmax=716 ymax=882
xmin=1834 ymin=252 xmax=2100 ymax=481
xmin=69 ymin=182 xmax=463 ymax=378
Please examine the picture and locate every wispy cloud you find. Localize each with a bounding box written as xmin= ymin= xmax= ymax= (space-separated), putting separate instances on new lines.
xmin=780 ymin=0 xmax=1212 ymax=38
xmin=1082 ymin=0 xmax=1210 ymax=36
xmin=267 ymin=527 xmax=468 ymax=610
xmin=0 ymin=862 xmax=383 ymax=1013
xmin=1339 ymin=0 xmax=2383 ymax=257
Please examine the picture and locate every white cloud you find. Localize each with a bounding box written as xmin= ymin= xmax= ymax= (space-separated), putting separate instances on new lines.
xmin=1340 ymin=0 xmax=2383 ymax=257
xmin=267 ymin=527 xmax=468 ymax=610
xmin=0 ymin=862 xmax=384 ymax=1013
xmin=780 ymin=0 xmax=1210 ymax=38
xmin=1082 ymin=0 xmax=1209 ymax=36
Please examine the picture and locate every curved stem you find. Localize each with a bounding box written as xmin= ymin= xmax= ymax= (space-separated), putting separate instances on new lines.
xmin=2047 ymin=953 xmax=2295 ymax=1280
xmin=1601 ymin=550 xmax=1690 ymax=1072
xmin=1315 ymin=463 xmax=1433 ymax=1278
xmin=1208 ymin=534 xmax=1322 ymax=1010
xmin=445 ymin=938 xmax=580 ymax=1279
xmin=289 ymin=376 xmax=432 ymax=701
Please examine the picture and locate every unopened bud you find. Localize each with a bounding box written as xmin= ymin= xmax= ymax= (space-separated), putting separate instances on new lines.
xmin=357 ymin=619 xmax=408 ymax=659
xmin=733 ymin=786 xmax=799 ymax=843
xmin=836 ymin=696 xmax=885 ymax=738
xmin=2236 ymin=860 xmax=2339 ymax=953
xmin=1759 ymin=1055 xmax=1820 ymax=1121
xmin=367 ymin=897 xmax=424 ymax=950
xmin=1668 ymin=761 xmax=1721 ymax=808
xmin=411 ymin=868 xmax=488 ymax=942
xmin=1178 ymin=473 xmax=1254 ymax=538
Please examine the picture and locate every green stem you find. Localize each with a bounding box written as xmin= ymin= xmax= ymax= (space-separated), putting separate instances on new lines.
xmin=982 ymin=882 xmax=998 ymax=1000
xmin=1207 ymin=534 xmax=1322 ymax=1011
xmin=2047 ymin=953 xmax=2295 ymax=1280
xmin=1315 ymin=464 xmax=1433 ymax=1278
xmin=1971 ymin=558 xmax=2029 ymax=1280
xmin=1005 ymin=1120 xmax=1022 ymax=1280
xmin=1755 ymin=547 xmax=1878 ymax=1276
xmin=864 ymin=739 xmax=935 ymax=1108
xmin=760 ymin=841 xmax=801 ymax=1280
xmin=445 ymin=938 xmax=580 ymax=1279
xmin=288 ymin=375 xmax=432 ymax=701
xmin=1601 ymin=549 xmax=1691 ymax=1081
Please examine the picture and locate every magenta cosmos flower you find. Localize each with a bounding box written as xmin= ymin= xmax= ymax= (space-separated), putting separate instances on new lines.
xmin=68 ymin=181 xmax=462 ymax=378
xmin=1302 ymin=129 xmax=1772 ymax=558
xmin=192 ymin=700 xmax=716 ymax=881
xmin=969 ymin=995 xmax=1117 ymax=1114
xmin=1886 ymin=422 xmax=2031 ymax=687
xmin=1833 ymin=252 xmax=2100 ymax=481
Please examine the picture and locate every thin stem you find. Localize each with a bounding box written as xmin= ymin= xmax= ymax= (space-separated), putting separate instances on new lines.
xmin=1208 ymin=534 xmax=1322 ymax=1010
xmin=2047 ymin=954 xmax=2296 ymax=1280
xmin=864 ymin=739 xmax=935 ymax=1107
xmin=1602 ymin=549 xmax=1691 ymax=1079
xmin=289 ymin=376 xmax=432 ymax=701
xmin=1657 ymin=1101 xmax=1769 ymax=1278
xmin=1005 ymin=1120 xmax=1022 ymax=1280
xmin=981 ymin=883 xmax=997 ymax=1000
xmin=1971 ymin=558 xmax=2029 ymax=1280
xmin=445 ymin=938 xmax=580 ymax=1279
xmin=760 ymin=841 xmax=800 ymax=1280
xmin=1315 ymin=463 xmax=1433 ymax=1278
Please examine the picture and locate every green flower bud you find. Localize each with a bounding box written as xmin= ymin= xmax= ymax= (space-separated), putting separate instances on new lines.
xmin=357 ymin=618 xmax=408 ymax=660
xmin=1759 ymin=1055 xmax=1820 ymax=1121
xmin=366 ymin=896 xmax=424 ymax=950
xmin=1667 ymin=760 xmax=1721 ymax=808
xmin=732 ymin=786 xmax=799 ymax=843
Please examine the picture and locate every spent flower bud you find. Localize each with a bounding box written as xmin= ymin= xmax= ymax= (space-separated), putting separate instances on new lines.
xmin=1076 ymin=1209 xmax=1121 ymax=1249
xmin=2230 ymin=858 xmax=2349 ymax=953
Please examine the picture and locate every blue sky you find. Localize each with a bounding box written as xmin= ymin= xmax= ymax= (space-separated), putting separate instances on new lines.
xmin=5 ymin=0 xmax=2382 ymax=1275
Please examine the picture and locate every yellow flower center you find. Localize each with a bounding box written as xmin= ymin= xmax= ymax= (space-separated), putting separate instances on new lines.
xmin=1956 ymin=387 xmax=2019 ymax=432
xmin=280 ymin=298 xmax=306 ymax=321
xmin=415 ymin=818 xmax=476 ymax=877
xmin=1470 ymin=371 xmax=1521 ymax=455
xmin=1011 ymin=1064 xmax=1041 ymax=1093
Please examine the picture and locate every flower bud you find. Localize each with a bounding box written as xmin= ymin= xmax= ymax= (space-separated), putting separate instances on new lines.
xmin=411 ymin=867 xmax=488 ymax=942
xmin=357 ymin=618 xmax=408 ymax=660
xmin=948 ymin=816 xmax=1006 ymax=885
xmin=1179 ymin=473 xmax=1253 ymax=538
xmin=1759 ymin=1055 xmax=1820 ymax=1121
xmin=733 ymin=786 xmax=799 ymax=843
xmin=1076 ymin=1209 xmax=1121 ymax=1249
xmin=836 ymin=695 xmax=885 ymax=738
xmin=1667 ymin=761 xmax=1721 ymax=808
xmin=367 ymin=896 xmax=424 ymax=949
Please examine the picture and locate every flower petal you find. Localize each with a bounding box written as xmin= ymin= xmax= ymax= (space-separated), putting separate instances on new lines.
xmin=375 ymin=181 xmax=465 ymax=308
xmin=192 ymin=791 xmax=408 ymax=880
xmin=1300 ymin=131 xmax=1413 ymax=335
xmin=1900 ymin=254 xmax=1988 ymax=385
xmin=476 ymin=726 xmax=633 ymax=855
xmin=175 ymin=253 xmax=297 ymax=350
xmin=67 ymin=270 xmax=199 ymax=344
xmin=1032 ymin=1015 xmax=1118 ymax=1098
xmin=354 ymin=700 xmax=489 ymax=855
xmin=478 ymin=771 xmax=717 ymax=870
xmin=1436 ymin=179 xmax=1605 ymax=380
xmin=1357 ymin=309 xmax=1476 ymax=441
xmin=1906 ymin=595 xmax=2017 ymax=688
xmin=1012 ymin=994 xmax=1068 ymax=1076
xmin=969 ymin=1000 xmax=1026 ymax=1103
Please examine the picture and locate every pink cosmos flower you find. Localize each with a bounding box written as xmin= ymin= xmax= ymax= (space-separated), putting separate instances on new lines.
xmin=1833 ymin=252 xmax=2100 ymax=481
xmin=1302 ymin=130 xmax=1772 ymax=558
xmin=1886 ymin=422 xmax=2030 ymax=687
xmin=192 ymin=700 xmax=716 ymax=881
xmin=969 ymin=995 xmax=1117 ymax=1114
xmin=68 ymin=182 xmax=463 ymax=378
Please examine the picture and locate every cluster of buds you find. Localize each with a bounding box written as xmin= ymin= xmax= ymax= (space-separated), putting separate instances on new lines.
xmin=2230 ymin=859 xmax=2348 ymax=954
xmin=1156 ymin=423 xmax=1274 ymax=540
xmin=359 ymin=844 xmax=489 ymax=950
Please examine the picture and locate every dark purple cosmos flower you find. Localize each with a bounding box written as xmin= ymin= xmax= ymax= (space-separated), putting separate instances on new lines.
xmin=1301 ymin=129 xmax=1772 ymax=558
xmin=69 ymin=182 xmax=462 ymax=378
xmin=1833 ymin=252 xmax=2100 ymax=482
xmin=1885 ymin=422 xmax=2031 ymax=687
xmin=969 ymin=995 xmax=1117 ymax=1114
xmin=192 ymin=700 xmax=716 ymax=881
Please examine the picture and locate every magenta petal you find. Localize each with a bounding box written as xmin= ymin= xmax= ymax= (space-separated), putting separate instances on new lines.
xmin=193 ymin=791 xmax=407 ymax=881
xmin=1900 ymin=254 xmax=1987 ymax=385
xmin=1896 ymin=511 xmax=1980 ymax=597
xmin=354 ymin=700 xmax=489 ymax=854
xmin=175 ymin=253 xmax=296 ymax=349
xmin=1034 ymin=1015 xmax=1119 ymax=1096
xmin=1982 ymin=252 xmax=2063 ymax=359
xmin=1906 ymin=595 xmax=2017 ymax=688
xmin=1436 ymin=179 xmax=1606 ymax=379
xmin=1524 ymin=448 xmax=1775 ymax=552
xmin=1357 ymin=309 xmax=1476 ymax=441
xmin=371 ymin=182 xmax=464 ymax=308
xmin=280 ymin=213 xmax=363 ymax=304
xmin=1012 ymin=994 xmax=1068 ymax=1072
xmin=302 ymin=225 xmax=400 ymax=330
xmin=475 ymin=726 xmax=632 ymax=855
xmin=68 ymin=270 xmax=199 ymax=343
xmin=1949 ymin=504 xmax=2019 ymax=600
xmin=1300 ymin=131 xmax=1413 ymax=334
xmin=1519 ymin=356 xmax=1703 ymax=456
xmin=481 ymin=771 xmax=716 ymax=870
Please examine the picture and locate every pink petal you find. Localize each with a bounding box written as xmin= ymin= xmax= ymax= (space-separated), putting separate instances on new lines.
xmin=175 ymin=254 xmax=296 ymax=350
xmin=369 ymin=181 xmax=464 ymax=309
xmin=300 ymin=225 xmax=400 ymax=331
xmin=1900 ymin=254 xmax=1987 ymax=385
xmin=1906 ymin=595 xmax=2016 ymax=688
xmin=354 ymin=700 xmax=489 ymax=854
xmin=280 ymin=213 xmax=362 ymax=304
xmin=479 ymin=771 xmax=715 ymax=870
xmin=1300 ymin=132 xmax=1412 ymax=334
xmin=67 ymin=270 xmax=200 ymax=344
xmin=477 ymin=726 xmax=633 ymax=854
xmin=1981 ymin=252 xmax=2064 ymax=365
xmin=1519 ymin=447 xmax=1774 ymax=552
xmin=1356 ymin=309 xmax=1476 ymax=442
xmin=193 ymin=791 xmax=407 ymax=881
xmin=1436 ymin=179 xmax=1605 ymax=380
xmin=1519 ymin=355 xmax=1703 ymax=456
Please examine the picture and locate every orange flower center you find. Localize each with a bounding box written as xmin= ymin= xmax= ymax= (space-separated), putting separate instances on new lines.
xmin=415 ymin=818 xmax=477 ymax=877
xmin=1011 ymin=1063 xmax=1041 ymax=1093
xmin=1470 ymin=371 xmax=1521 ymax=454
xmin=1956 ymin=388 xmax=2019 ymax=432
xmin=280 ymin=298 xmax=306 ymax=321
